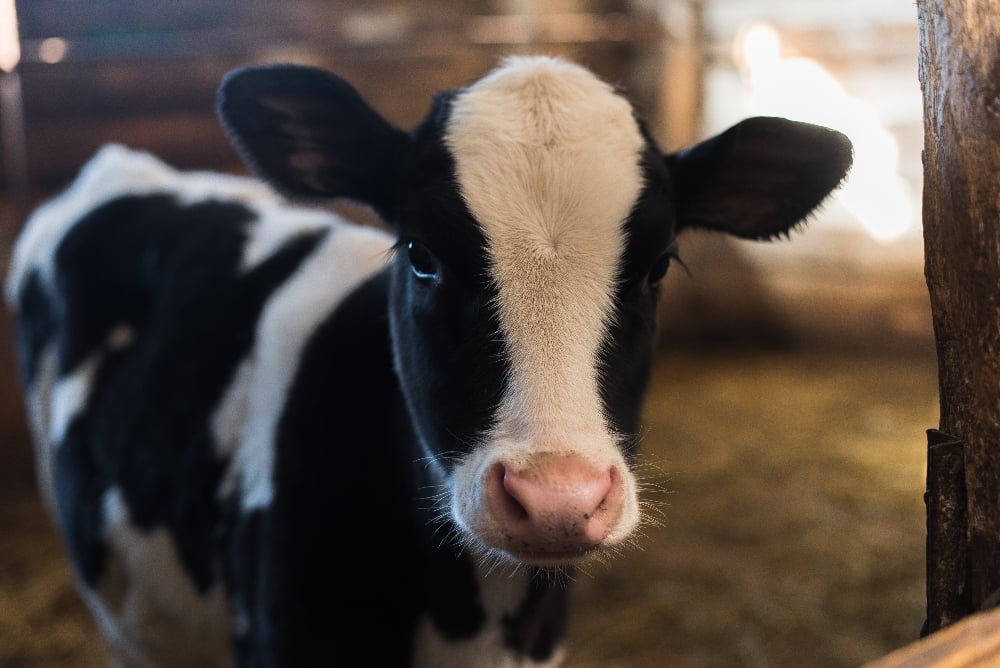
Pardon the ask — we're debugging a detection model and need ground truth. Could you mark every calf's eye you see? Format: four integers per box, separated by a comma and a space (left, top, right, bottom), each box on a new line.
407, 241, 440, 280
647, 241, 681, 286
647, 254, 672, 285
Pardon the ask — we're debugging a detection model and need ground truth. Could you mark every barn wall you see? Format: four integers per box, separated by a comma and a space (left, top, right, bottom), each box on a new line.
657, 0, 929, 355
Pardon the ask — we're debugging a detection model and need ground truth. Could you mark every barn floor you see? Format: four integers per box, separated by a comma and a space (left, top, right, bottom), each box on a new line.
0, 346, 937, 668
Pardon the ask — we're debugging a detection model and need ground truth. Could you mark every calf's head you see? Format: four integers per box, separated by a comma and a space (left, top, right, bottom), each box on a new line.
218, 56, 852, 568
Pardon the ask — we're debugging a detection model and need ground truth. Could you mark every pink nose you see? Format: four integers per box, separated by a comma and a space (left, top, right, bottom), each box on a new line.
487, 453, 623, 561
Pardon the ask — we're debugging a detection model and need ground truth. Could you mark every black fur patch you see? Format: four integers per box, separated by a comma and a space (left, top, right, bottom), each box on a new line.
46, 193, 324, 592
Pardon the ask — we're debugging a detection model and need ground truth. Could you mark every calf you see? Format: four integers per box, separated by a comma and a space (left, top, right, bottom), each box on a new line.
6, 55, 852, 667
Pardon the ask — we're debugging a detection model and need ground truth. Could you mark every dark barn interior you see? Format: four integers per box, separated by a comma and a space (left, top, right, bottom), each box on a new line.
0, 1, 938, 666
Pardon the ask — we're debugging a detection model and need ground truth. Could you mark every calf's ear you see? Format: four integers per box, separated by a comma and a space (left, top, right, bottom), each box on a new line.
217, 64, 408, 219
666, 117, 854, 240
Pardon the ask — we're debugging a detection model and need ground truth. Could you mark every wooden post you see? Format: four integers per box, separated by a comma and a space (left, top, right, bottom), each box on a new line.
917, 0, 1000, 626
655, 0, 704, 152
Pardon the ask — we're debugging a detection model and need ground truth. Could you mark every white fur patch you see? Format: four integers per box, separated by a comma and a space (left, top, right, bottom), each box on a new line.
26, 345, 58, 514
237, 203, 333, 273
5, 143, 284, 308
49, 351, 102, 448
211, 357, 254, 463
83, 486, 231, 668
444, 56, 645, 548
227, 221, 393, 511
35, 322, 139, 534
48, 322, 138, 450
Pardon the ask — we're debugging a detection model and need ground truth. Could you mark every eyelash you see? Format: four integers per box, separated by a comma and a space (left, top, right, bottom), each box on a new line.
647, 241, 681, 285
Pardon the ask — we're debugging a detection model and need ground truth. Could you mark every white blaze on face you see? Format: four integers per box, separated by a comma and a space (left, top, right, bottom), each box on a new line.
445, 56, 645, 454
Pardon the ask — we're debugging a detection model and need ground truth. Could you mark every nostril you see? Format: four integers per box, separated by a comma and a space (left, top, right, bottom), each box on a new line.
499, 465, 530, 518
490, 463, 529, 519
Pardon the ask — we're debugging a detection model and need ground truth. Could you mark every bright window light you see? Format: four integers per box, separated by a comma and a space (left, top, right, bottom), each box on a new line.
0, 0, 20, 72
735, 22, 916, 243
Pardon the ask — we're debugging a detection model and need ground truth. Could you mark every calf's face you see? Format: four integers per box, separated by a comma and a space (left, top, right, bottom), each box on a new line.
218, 56, 852, 567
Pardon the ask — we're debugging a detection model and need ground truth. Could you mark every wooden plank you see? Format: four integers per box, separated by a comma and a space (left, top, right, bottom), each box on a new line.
24, 112, 236, 186
17, 1, 372, 37
19, 60, 243, 121
864, 607, 1000, 667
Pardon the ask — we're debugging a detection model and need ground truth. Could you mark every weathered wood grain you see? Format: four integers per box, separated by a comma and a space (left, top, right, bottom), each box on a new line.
918, 0, 1000, 620
865, 607, 1000, 668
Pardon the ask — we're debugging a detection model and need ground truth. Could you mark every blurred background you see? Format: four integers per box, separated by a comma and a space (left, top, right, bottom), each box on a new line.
0, 1, 935, 666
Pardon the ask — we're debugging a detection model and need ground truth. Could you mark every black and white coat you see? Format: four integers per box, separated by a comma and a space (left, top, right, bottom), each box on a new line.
6, 55, 852, 667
